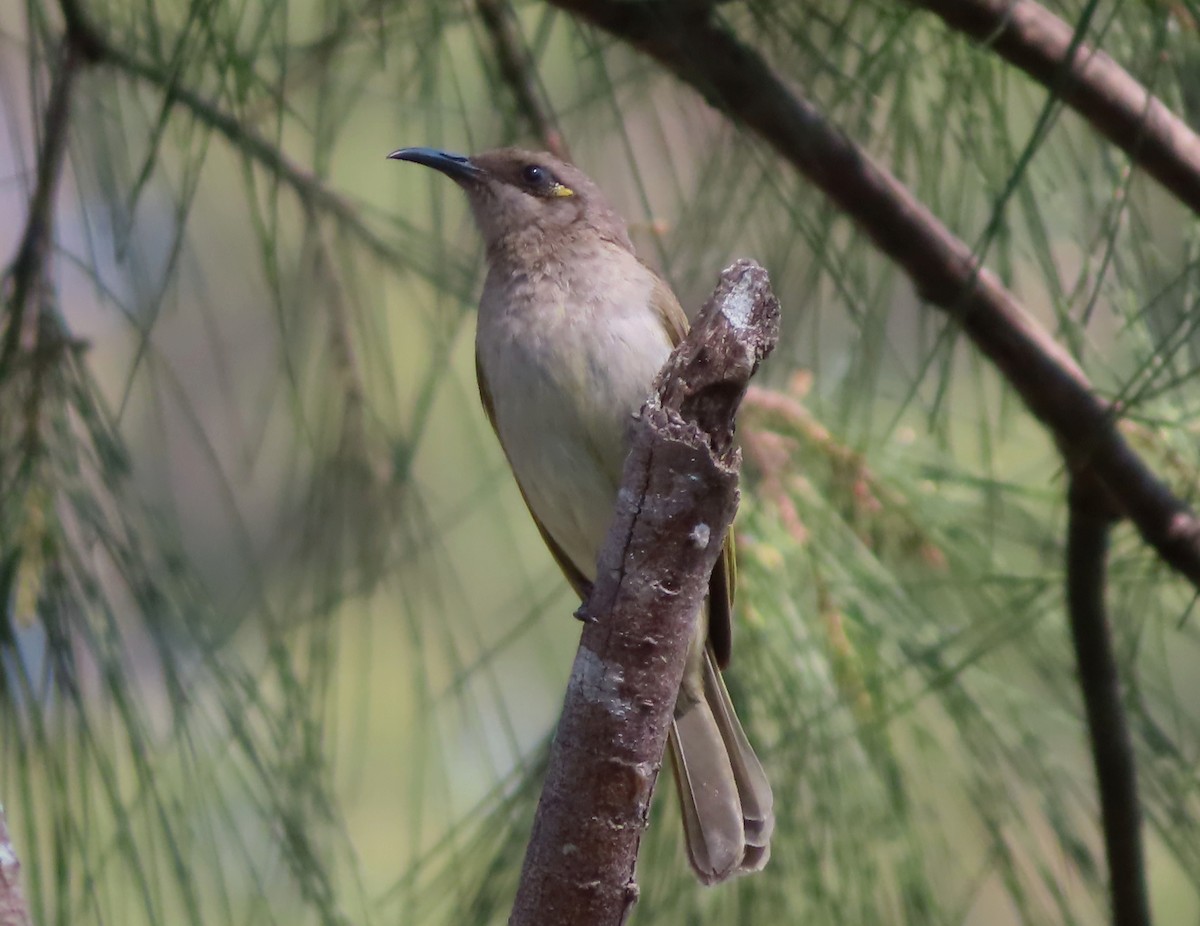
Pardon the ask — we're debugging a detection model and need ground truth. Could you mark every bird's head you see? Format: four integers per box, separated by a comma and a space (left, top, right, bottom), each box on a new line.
387, 146, 631, 257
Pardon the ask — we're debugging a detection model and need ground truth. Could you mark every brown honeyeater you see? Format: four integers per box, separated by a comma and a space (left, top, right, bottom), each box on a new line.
389, 146, 773, 883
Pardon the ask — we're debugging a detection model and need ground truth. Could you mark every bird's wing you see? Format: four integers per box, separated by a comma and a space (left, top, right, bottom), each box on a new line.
475, 352, 593, 599
650, 273, 736, 669
649, 271, 689, 346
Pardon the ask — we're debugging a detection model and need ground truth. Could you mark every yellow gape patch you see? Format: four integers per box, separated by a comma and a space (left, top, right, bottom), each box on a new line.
551, 183, 574, 197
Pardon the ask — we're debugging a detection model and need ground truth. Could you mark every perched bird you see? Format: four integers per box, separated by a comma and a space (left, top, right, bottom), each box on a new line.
388, 146, 773, 883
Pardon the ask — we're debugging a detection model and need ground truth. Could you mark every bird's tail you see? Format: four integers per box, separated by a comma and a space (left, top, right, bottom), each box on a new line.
668, 645, 774, 884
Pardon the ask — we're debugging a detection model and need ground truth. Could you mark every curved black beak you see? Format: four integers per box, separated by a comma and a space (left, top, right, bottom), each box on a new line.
387, 147, 483, 181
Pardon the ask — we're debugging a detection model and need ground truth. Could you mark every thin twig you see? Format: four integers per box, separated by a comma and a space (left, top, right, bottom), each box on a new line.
912, 0, 1200, 216
508, 261, 780, 926
474, 0, 570, 159
2, 26, 94, 517
2, 36, 84, 371
103, 45, 442, 275
742, 384, 948, 567
52, 0, 475, 297
310, 218, 369, 442
545, 0, 1200, 593
1066, 478, 1152, 926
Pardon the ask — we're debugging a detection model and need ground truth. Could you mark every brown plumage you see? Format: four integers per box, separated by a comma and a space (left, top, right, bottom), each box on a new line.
389, 145, 774, 882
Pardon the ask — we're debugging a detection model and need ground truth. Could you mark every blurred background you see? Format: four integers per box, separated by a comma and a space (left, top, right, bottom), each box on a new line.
2, 1, 1200, 923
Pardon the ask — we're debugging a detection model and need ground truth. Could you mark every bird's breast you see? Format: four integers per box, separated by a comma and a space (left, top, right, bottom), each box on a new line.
476, 260, 673, 579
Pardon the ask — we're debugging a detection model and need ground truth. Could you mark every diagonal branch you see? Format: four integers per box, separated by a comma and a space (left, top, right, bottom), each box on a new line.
475, 0, 571, 159
911, 0, 1200, 217
509, 261, 780, 926
544, 0, 1200, 593
1066, 478, 1152, 926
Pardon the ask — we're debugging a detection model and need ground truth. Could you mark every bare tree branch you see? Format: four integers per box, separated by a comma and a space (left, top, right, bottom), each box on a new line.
911, 0, 1200, 216
1066, 478, 1152, 926
508, 260, 780, 926
545, 0, 1200, 593
0, 805, 32, 926
475, 0, 571, 159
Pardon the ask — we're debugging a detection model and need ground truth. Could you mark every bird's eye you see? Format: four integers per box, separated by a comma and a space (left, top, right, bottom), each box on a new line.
521, 164, 549, 186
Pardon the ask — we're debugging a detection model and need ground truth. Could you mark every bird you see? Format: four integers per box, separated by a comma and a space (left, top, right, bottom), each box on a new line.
388, 145, 773, 883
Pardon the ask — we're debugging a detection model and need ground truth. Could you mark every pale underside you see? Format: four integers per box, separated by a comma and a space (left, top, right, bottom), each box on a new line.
475, 246, 672, 580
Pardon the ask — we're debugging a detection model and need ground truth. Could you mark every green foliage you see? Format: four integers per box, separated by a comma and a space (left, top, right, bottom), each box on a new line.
2, 0, 1199, 923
